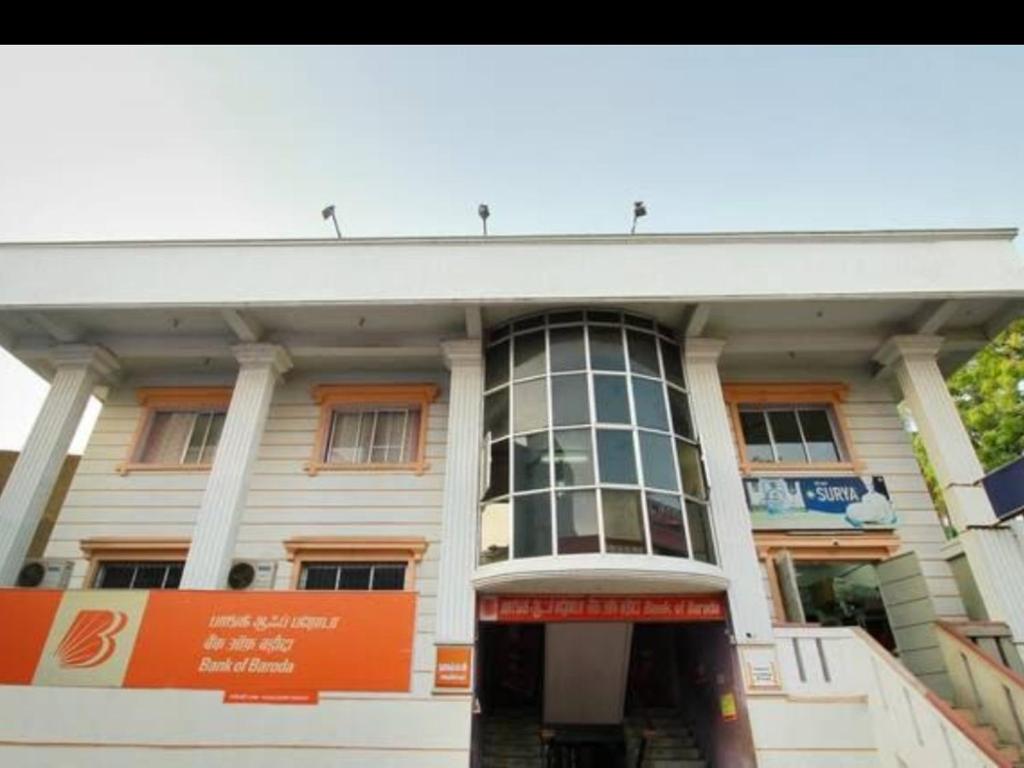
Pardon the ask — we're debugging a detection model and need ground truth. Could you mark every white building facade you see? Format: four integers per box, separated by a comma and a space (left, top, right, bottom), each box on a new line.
0, 229, 1023, 767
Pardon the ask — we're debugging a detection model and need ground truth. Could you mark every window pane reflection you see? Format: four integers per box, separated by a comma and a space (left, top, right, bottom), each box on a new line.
552, 374, 590, 427
633, 377, 669, 431
480, 502, 509, 564
647, 493, 687, 557
595, 375, 630, 424
553, 429, 594, 487
601, 490, 646, 553
550, 326, 587, 372
513, 379, 548, 433
686, 500, 715, 564
514, 493, 552, 558
597, 430, 637, 485
513, 432, 549, 492
513, 331, 546, 379
556, 490, 600, 554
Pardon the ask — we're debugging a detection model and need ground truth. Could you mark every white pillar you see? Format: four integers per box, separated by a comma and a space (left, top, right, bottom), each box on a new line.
434, 339, 484, 647
180, 344, 292, 589
0, 345, 119, 585
685, 339, 774, 643
876, 334, 1024, 646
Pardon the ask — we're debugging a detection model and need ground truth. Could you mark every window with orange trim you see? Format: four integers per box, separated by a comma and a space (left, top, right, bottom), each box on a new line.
81, 538, 190, 589
284, 537, 428, 591
307, 384, 439, 475
722, 383, 859, 475
119, 388, 233, 474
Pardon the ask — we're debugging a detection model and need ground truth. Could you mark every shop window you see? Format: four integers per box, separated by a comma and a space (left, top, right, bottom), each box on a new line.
723, 383, 859, 474
284, 537, 428, 590
81, 538, 190, 588
308, 384, 439, 475
119, 388, 233, 473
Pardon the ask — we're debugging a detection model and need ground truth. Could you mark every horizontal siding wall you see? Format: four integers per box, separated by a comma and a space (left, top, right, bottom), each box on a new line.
720, 364, 966, 622
45, 367, 451, 701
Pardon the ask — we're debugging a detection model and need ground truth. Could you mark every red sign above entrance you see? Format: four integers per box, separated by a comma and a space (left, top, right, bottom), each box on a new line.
478, 594, 725, 623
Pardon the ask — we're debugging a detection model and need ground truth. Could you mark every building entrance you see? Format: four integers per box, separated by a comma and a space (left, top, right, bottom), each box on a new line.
474, 599, 756, 768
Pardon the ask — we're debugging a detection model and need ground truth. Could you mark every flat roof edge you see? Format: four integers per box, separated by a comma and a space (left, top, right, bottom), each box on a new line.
0, 227, 1017, 249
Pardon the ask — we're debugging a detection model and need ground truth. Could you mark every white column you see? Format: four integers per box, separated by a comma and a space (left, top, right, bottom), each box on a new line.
435, 339, 484, 647
876, 334, 1024, 646
685, 339, 774, 643
0, 345, 119, 585
180, 344, 292, 589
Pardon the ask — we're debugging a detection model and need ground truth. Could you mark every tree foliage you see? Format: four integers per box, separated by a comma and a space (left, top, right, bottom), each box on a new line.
947, 318, 1024, 473
908, 318, 1024, 529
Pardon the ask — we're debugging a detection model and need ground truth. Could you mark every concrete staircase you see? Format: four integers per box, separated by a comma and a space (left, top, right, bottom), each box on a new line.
625, 709, 708, 768
949, 704, 1024, 767
480, 711, 543, 768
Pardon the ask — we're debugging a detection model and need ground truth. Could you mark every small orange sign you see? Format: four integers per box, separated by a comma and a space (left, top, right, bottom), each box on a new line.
434, 645, 472, 690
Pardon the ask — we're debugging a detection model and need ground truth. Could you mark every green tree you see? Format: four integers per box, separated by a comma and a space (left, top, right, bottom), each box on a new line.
908, 318, 1024, 532
948, 318, 1024, 472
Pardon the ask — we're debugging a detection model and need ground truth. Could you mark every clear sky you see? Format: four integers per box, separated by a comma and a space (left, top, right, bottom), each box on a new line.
1, 45, 1023, 452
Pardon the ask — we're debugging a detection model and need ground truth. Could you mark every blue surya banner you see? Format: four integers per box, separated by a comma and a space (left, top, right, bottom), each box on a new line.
744, 475, 898, 530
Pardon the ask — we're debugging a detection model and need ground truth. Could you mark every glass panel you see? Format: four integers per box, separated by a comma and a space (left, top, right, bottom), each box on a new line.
647, 493, 687, 557
480, 501, 510, 564
164, 564, 183, 589
302, 565, 339, 590
633, 377, 669, 431
199, 412, 225, 464
328, 410, 359, 463
483, 439, 510, 500
513, 432, 550, 492
514, 493, 553, 559
140, 411, 194, 464
739, 411, 774, 462
667, 387, 693, 439
515, 315, 545, 331
485, 340, 510, 390
588, 310, 621, 323
97, 563, 134, 589
552, 429, 594, 487
677, 440, 706, 499
485, 389, 509, 439
686, 500, 716, 564
556, 490, 600, 554
625, 314, 655, 330
661, 339, 685, 387
513, 378, 548, 433
588, 326, 626, 371
597, 430, 638, 485
133, 564, 169, 589
601, 490, 646, 553
552, 374, 590, 426
489, 324, 509, 342
639, 432, 679, 491
549, 310, 584, 324
513, 331, 546, 379
594, 375, 630, 424
372, 564, 406, 590
799, 409, 841, 462
182, 412, 210, 464
768, 410, 807, 462
549, 326, 587, 372
370, 411, 410, 463
627, 330, 660, 377
338, 565, 372, 590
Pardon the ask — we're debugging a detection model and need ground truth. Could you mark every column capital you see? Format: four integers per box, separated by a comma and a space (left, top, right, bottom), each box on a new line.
50, 344, 120, 381
231, 343, 293, 376
683, 337, 726, 364
441, 338, 482, 370
874, 334, 943, 368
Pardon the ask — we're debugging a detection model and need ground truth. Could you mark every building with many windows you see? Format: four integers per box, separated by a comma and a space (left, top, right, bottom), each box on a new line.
1, 229, 1024, 766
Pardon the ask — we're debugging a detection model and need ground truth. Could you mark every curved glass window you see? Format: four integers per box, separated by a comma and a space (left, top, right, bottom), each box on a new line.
479, 309, 716, 565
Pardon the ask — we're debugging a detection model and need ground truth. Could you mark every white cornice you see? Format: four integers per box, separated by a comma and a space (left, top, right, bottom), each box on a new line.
0, 227, 1016, 249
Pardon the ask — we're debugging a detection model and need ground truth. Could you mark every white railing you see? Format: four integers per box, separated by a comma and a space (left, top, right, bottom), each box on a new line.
773, 625, 1011, 767
937, 621, 1024, 753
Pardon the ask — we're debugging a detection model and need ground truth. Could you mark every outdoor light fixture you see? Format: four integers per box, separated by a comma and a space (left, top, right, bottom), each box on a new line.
631, 201, 647, 235
321, 205, 341, 239
478, 203, 490, 236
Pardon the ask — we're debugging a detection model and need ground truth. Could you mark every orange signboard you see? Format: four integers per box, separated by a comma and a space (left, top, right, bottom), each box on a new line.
478, 594, 726, 623
0, 589, 416, 696
434, 645, 472, 690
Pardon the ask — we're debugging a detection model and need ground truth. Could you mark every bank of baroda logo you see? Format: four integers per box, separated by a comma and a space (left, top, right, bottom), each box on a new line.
34, 592, 148, 687
55, 609, 128, 668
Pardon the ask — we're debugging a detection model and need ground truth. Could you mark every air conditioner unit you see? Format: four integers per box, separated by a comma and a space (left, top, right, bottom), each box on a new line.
227, 560, 277, 591
17, 559, 74, 589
